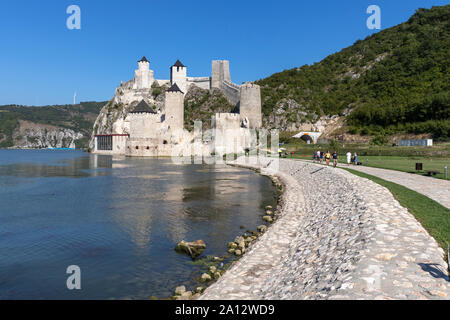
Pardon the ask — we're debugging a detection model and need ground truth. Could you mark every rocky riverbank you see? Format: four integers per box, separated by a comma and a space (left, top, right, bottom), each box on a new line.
200, 157, 450, 300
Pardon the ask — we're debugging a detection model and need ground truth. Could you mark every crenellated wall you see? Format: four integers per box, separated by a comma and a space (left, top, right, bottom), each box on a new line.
220, 80, 241, 106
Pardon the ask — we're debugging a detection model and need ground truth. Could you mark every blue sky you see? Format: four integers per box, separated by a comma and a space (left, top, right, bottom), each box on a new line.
0, 0, 447, 106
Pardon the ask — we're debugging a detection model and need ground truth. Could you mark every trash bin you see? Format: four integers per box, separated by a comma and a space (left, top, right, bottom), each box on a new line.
416, 163, 423, 171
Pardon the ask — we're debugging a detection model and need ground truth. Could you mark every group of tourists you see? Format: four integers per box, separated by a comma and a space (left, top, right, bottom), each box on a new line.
313, 150, 359, 167
346, 151, 358, 166
313, 150, 339, 167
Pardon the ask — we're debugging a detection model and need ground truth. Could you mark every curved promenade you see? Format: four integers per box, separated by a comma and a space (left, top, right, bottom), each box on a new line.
335, 163, 450, 210
200, 158, 450, 300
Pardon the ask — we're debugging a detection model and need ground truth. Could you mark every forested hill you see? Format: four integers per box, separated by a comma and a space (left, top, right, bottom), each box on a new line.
256, 5, 449, 139
0, 101, 107, 148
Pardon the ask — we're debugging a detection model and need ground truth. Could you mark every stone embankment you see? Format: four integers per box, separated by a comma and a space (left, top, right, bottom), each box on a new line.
200, 158, 450, 300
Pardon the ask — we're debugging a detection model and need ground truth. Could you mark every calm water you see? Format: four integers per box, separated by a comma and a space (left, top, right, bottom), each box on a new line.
0, 150, 277, 299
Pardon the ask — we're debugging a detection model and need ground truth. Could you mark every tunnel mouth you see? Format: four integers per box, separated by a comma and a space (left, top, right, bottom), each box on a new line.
300, 134, 313, 144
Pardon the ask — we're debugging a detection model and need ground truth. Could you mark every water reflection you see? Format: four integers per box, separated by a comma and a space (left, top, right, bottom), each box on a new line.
0, 150, 277, 299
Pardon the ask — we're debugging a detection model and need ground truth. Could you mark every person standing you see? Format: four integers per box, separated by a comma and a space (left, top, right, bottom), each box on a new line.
354, 152, 358, 165
346, 151, 351, 166
325, 150, 331, 166
332, 151, 338, 168
320, 151, 324, 164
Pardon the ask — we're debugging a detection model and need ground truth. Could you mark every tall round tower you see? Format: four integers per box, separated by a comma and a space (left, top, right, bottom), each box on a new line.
239, 83, 262, 129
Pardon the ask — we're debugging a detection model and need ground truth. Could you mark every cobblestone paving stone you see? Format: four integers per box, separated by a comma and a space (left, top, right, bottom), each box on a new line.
200, 158, 450, 300
335, 163, 450, 210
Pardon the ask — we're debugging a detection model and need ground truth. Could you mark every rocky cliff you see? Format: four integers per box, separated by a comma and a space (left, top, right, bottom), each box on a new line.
0, 101, 106, 149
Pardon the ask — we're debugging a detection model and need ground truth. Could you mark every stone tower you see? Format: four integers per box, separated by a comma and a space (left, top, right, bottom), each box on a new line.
164, 83, 184, 130
170, 60, 187, 93
134, 56, 154, 89
211, 60, 231, 88
239, 83, 262, 129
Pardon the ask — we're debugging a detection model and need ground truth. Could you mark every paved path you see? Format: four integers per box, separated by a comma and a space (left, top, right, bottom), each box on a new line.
200, 157, 450, 300
335, 163, 450, 210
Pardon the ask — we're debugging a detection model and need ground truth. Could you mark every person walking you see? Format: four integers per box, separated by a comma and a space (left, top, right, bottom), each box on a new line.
325, 150, 331, 166
353, 152, 358, 165
332, 151, 338, 168
346, 151, 351, 166
319, 151, 324, 164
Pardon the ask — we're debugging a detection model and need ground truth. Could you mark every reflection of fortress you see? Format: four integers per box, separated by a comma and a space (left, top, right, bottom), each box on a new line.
93, 57, 262, 157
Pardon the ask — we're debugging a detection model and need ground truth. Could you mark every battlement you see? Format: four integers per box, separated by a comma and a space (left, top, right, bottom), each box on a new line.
214, 113, 240, 119
127, 112, 161, 122
240, 82, 260, 89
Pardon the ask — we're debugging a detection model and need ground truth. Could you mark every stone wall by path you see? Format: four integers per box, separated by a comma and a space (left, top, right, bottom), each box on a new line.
200, 158, 450, 300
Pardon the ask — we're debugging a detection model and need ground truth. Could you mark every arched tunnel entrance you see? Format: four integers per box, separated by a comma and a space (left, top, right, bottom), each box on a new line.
300, 134, 313, 144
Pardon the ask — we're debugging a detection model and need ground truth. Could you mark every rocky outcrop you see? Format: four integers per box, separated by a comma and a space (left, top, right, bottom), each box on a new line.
10, 120, 83, 149
175, 240, 207, 259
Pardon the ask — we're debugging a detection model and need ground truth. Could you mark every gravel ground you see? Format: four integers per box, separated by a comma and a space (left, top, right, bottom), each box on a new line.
200, 157, 450, 300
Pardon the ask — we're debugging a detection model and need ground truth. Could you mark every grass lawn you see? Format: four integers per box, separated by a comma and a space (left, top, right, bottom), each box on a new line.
280, 146, 450, 180
343, 168, 450, 262
352, 156, 450, 180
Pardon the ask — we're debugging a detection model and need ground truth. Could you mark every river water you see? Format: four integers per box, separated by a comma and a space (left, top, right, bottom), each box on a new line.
0, 150, 277, 299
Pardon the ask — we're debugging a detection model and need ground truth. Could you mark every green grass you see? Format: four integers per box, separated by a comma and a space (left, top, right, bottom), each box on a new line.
282, 141, 450, 158
280, 141, 450, 180
353, 156, 450, 180
292, 155, 450, 180
343, 168, 450, 255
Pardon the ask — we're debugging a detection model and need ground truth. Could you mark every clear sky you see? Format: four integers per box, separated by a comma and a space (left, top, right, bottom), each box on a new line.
0, 0, 447, 106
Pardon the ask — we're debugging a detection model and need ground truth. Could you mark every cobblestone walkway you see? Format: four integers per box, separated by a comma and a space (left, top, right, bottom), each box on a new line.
335, 163, 450, 210
200, 158, 450, 300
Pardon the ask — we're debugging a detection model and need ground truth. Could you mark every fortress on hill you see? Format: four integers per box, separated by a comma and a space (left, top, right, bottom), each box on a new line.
92, 57, 262, 157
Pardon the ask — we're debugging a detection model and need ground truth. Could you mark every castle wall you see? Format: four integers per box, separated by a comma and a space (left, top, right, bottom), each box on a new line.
212, 113, 253, 155
155, 79, 171, 86
239, 83, 262, 129
220, 80, 241, 106
128, 113, 162, 139
186, 77, 211, 90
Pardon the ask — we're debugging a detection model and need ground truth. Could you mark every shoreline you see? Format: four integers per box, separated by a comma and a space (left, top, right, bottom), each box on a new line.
200, 157, 450, 300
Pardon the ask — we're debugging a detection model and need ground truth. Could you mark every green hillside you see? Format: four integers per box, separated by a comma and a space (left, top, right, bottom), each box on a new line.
256, 5, 450, 140
0, 101, 107, 148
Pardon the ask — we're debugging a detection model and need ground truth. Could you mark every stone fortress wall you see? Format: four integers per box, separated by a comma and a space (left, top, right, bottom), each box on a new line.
218, 80, 241, 106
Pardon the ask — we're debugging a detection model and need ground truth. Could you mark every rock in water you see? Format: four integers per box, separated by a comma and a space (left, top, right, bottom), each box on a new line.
175, 240, 206, 258
174, 286, 186, 296
257, 225, 267, 232
201, 273, 212, 282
